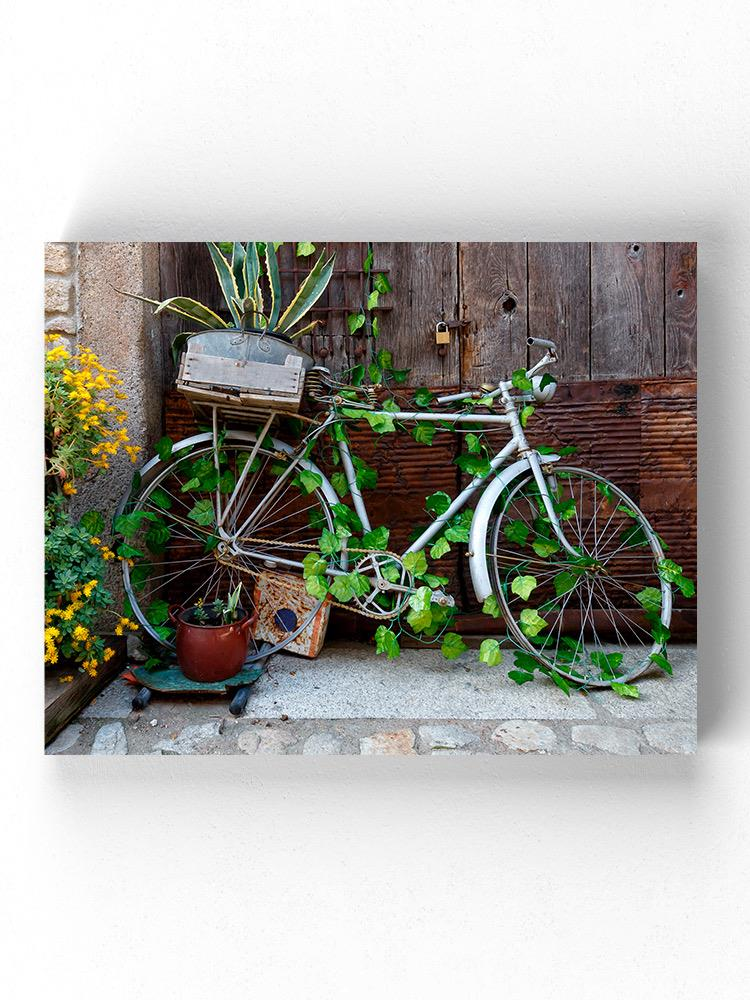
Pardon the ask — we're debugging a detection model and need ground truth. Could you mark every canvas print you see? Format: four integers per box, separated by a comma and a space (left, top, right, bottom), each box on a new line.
44, 242, 697, 755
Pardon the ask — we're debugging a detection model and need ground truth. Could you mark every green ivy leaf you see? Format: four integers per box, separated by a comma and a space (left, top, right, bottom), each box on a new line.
532, 537, 560, 558
347, 311, 366, 334
519, 608, 547, 637
407, 607, 433, 632
296, 241, 316, 257
363, 247, 374, 274
402, 550, 428, 577
611, 682, 640, 699
374, 272, 392, 294
80, 510, 105, 536
302, 551, 327, 578
349, 364, 365, 387
361, 526, 390, 550
299, 469, 324, 494
520, 404, 535, 428
430, 536, 451, 559
482, 594, 502, 618
426, 491, 451, 516
390, 368, 410, 384
319, 529, 341, 555
503, 520, 530, 546
511, 369, 533, 391
590, 650, 624, 679
181, 477, 202, 493
145, 520, 170, 554
331, 472, 348, 497
455, 453, 491, 477
548, 671, 571, 696
156, 436, 173, 462
305, 575, 329, 600
414, 387, 434, 407
187, 499, 215, 526
367, 289, 380, 310
114, 510, 156, 537
511, 575, 537, 601
553, 570, 579, 598
374, 625, 400, 659
465, 433, 482, 453
413, 424, 436, 445
408, 586, 433, 612
635, 586, 662, 615
441, 632, 467, 660
508, 669, 535, 685
145, 599, 170, 626
649, 651, 672, 675
479, 638, 502, 666
149, 488, 172, 511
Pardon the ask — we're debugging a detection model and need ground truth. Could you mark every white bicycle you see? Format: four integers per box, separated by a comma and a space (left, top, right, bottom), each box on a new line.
118, 335, 672, 688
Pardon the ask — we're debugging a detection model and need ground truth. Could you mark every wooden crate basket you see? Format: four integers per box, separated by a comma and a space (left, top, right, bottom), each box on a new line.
176, 345, 306, 424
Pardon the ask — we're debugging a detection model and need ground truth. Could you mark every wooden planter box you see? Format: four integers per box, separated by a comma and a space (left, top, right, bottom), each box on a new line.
44, 636, 127, 746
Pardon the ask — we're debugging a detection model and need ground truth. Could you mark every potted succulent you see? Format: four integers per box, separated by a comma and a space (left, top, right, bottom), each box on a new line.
171, 584, 256, 683
122, 241, 336, 364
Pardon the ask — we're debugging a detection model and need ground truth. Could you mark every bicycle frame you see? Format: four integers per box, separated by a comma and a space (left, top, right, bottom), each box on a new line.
219, 346, 580, 598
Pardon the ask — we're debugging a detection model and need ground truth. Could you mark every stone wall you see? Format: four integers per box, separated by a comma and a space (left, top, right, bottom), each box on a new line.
44, 242, 79, 343
45, 242, 166, 606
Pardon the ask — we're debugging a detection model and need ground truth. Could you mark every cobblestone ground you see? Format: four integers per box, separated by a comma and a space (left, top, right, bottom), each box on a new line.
46, 643, 697, 756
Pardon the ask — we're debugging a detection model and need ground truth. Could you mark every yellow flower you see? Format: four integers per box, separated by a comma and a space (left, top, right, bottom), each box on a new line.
59, 674, 73, 684
89, 537, 101, 546
103, 647, 115, 662
46, 346, 70, 362
72, 625, 90, 642
83, 579, 98, 597
62, 482, 77, 496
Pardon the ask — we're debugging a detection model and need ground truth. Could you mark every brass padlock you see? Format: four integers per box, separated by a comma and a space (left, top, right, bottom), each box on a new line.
435, 321, 450, 345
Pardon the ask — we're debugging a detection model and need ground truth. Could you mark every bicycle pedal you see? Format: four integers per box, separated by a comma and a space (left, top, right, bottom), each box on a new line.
431, 590, 455, 608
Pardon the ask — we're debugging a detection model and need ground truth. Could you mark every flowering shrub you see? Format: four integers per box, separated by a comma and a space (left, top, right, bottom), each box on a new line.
44, 338, 140, 677
44, 337, 140, 493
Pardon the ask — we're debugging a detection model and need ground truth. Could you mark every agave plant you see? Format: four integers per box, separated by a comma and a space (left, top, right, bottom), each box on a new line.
122, 242, 336, 362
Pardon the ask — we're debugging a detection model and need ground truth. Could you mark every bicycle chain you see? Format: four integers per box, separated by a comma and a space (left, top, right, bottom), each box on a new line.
215, 536, 411, 620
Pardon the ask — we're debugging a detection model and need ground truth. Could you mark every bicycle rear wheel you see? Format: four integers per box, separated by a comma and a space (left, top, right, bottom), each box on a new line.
489, 467, 672, 687
119, 431, 340, 661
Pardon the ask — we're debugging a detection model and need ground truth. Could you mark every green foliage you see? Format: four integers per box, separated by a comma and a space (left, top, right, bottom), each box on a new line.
504, 520, 530, 546
519, 608, 547, 637
511, 575, 537, 601
479, 638, 503, 666
611, 682, 640, 699
441, 632, 467, 659
374, 625, 400, 659
511, 369, 533, 391
361, 526, 390, 550
482, 594, 502, 618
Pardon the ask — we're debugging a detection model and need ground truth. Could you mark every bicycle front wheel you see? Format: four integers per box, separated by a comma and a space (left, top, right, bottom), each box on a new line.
489, 467, 672, 687
119, 431, 339, 661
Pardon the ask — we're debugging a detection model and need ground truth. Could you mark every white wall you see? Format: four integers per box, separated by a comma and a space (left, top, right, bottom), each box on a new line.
3, 1, 749, 997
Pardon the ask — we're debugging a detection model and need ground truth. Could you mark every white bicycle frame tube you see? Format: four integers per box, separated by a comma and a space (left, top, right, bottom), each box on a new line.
217, 348, 578, 594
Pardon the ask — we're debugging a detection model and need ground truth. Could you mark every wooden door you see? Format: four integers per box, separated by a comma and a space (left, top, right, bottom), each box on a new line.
159, 242, 697, 637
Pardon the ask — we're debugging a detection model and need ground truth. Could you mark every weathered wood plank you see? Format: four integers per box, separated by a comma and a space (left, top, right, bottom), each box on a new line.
374, 242, 459, 386
665, 242, 697, 375
45, 638, 127, 745
159, 242, 228, 381
527, 243, 590, 380
591, 242, 664, 378
458, 242, 527, 387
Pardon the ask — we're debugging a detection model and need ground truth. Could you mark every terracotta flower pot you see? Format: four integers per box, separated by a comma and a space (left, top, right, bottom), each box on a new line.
171, 605, 257, 683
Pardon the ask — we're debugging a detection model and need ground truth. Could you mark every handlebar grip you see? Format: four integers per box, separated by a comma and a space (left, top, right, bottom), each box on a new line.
527, 337, 557, 351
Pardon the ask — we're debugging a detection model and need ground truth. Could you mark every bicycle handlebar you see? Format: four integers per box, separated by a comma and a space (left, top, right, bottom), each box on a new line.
527, 336, 558, 354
